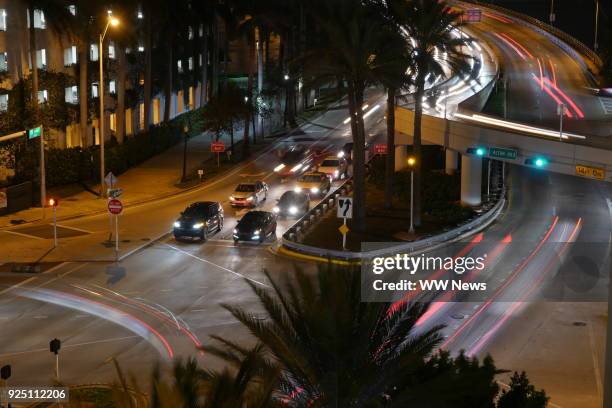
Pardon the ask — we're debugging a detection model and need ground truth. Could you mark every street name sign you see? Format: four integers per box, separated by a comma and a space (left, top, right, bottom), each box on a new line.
489, 147, 518, 160
28, 126, 42, 139
575, 164, 605, 180
337, 196, 353, 219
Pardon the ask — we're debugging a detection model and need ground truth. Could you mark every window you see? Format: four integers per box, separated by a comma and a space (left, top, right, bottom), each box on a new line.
0, 52, 7, 73
137, 9, 143, 19
138, 45, 144, 52
108, 42, 115, 59
177, 90, 184, 112
37, 90, 48, 104
28, 9, 46, 29
110, 113, 116, 131
188, 26, 193, 40
0, 94, 8, 112
188, 86, 194, 109
68, 5, 76, 16
139, 103, 144, 130
109, 80, 116, 94
199, 24, 204, 37
188, 57, 193, 71
36, 48, 46, 69
177, 60, 183, 73
0, 10, 7, 31
64, 86, 78, 104
90, 44, 98, 61
199, 54, 203, 66
64, 46, 77, 66
92, 82, 99, 98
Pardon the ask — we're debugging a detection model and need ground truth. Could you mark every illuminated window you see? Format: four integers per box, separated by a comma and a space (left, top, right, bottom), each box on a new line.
188, 26, 193, 40
37, 90, 48, 104
0, 94, 8, 111
0, 52, 7, 72
177, 60, 183, 73
92, 82, 99, 98
65, 86, 78, 104
188, 57, 193, 71
90, 44, 99, 61
64, 46, 77, 66
0, 10, 7, 31
108, 43, 115, 59
109, 80, 116, 94
27, 9, 46, 29
68, 5, 76, 16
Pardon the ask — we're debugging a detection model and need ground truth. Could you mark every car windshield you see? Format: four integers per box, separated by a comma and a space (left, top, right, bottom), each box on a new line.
183, 205, 207, 217
321, 160, 339, 167
299, 175, 323, 183
281, 148, 305, 164
235, 184, 256, 192
240, 212, 264, 226
280, 192, 300, 204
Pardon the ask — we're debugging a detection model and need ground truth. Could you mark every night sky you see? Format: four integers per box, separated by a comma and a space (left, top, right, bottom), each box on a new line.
489, 0, 608, 49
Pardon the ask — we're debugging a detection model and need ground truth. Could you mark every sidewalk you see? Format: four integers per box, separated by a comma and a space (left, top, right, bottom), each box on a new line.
0, 128, 250, 229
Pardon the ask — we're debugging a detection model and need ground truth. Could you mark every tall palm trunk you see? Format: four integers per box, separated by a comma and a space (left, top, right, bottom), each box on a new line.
28, 6, 39, 117
143, 10, 152, 131
384, 87, 396, 209
78, 43, 89, 146
200, 28, 209, 105
348, 82, 367, 228
164, 37, 173, 122
243, 30, 256, 158
256, 27, 264, 140
412, 71, 425, 227
116, 44, 126, 143
211, 17, 220, 97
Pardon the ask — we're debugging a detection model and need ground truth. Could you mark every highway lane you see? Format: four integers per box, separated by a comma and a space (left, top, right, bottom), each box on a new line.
465, 8, 611, 139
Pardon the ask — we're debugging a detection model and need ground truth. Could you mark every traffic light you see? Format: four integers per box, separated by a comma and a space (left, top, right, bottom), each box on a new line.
0, 364, 10, 380
50, 338, 61, 354
466, 147, 486, 157
48, 198, 58, 207
525, 157, 548, 168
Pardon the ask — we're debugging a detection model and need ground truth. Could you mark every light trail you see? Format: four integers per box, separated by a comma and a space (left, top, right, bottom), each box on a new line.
493, 33, 526, 60
499, 33, 534, 59
532, 74, 574, 118
542, 77, 585, 119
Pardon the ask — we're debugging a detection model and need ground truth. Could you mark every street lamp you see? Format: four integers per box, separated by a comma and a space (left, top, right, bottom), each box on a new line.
407, 156, 416, 234
99, 16, 120, 197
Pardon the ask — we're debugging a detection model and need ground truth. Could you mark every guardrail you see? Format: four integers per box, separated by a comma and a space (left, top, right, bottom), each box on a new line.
454, 1, 602, 71
281, 186, 506, 261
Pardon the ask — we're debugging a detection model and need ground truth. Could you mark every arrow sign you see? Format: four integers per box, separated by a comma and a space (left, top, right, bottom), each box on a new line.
337, 196, 353, 219
105, 172, 118, 188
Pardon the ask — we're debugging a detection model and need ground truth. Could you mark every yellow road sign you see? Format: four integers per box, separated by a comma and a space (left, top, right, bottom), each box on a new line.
575, 165, 605, 180
338, 224, 349, 235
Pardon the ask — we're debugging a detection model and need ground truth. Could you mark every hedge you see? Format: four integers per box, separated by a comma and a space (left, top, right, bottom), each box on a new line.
44, 108, 202, 187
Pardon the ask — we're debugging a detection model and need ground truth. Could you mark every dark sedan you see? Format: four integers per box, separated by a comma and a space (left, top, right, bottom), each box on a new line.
233, 211, 277, 244
273, 191, 310, 218
173, 202, 224, 241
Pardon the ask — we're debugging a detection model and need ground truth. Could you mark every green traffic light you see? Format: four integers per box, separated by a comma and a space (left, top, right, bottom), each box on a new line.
476, 148, 485, 156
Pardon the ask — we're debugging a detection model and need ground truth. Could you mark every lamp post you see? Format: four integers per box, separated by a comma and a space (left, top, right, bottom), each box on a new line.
594, 0, 600, 51
408, 156, 416, 234
99, 16, 120, 197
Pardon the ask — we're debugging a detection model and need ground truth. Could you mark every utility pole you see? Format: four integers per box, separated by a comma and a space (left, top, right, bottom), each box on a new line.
594, 0, 600, 51
39, 126, 46, 219
549, 0, 556, 25
557, 103, 565, 141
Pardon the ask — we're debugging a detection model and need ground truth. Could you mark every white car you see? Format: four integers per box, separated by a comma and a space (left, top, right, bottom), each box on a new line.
317, 156, 348, 180
230, 181, 268, 207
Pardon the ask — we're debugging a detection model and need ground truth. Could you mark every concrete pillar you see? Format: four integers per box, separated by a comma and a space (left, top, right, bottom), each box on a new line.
445, 149, 458, 175
395, 145, 408, 172
461, 154, 482, 206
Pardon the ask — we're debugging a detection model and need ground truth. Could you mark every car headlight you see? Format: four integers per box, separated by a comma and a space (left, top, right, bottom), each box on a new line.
294, 187, 302, 192
233, 228, 238, 234
193, 223, 204, 229
229, 195, 235, 200
247, 196, 254, 201
289, 206, 298, 215
274, 163, 286, 172
311, 187, 319, 193
253, 229, 261, 236
337, 151, 345, 158
334, 170, 339, 177
273, 206, 280, 213
173, 221, 181, 228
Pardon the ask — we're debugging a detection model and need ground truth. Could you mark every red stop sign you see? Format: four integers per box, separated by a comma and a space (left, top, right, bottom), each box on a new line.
108, 199, 123, 215
211, 142, 225, 153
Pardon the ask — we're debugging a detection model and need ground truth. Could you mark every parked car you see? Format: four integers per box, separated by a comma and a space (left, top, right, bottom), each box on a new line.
273, 191, 310, 218
294, 172, 331, 196
173, 201, 224, 241
317, 156, 348, 180
233, 211, 277, 244
229, 181, 268, 207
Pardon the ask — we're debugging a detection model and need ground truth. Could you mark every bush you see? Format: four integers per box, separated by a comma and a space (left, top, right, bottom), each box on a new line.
41, 108, 203, 186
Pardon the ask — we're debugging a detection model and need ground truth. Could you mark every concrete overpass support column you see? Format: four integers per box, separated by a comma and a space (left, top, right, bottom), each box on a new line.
461, 154, 482, 206
445, 149, 458, 175
395, 145, 407, 172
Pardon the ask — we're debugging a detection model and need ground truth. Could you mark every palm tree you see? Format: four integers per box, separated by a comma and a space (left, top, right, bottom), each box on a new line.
222, 265, 444, 405
403, 0, 472, 226
301, 0, 386, 228
368, 0, 415, 209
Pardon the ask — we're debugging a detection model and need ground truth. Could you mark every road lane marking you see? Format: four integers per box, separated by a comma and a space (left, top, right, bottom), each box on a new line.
1, 229, 47, 241
164, 243, 269, 287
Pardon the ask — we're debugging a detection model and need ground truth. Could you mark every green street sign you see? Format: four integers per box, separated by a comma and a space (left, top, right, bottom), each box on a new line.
28, 126, 42, 139
489, 147, 517, 160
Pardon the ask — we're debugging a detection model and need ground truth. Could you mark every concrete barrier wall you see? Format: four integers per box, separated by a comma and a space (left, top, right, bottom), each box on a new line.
395, 107, 612, 182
